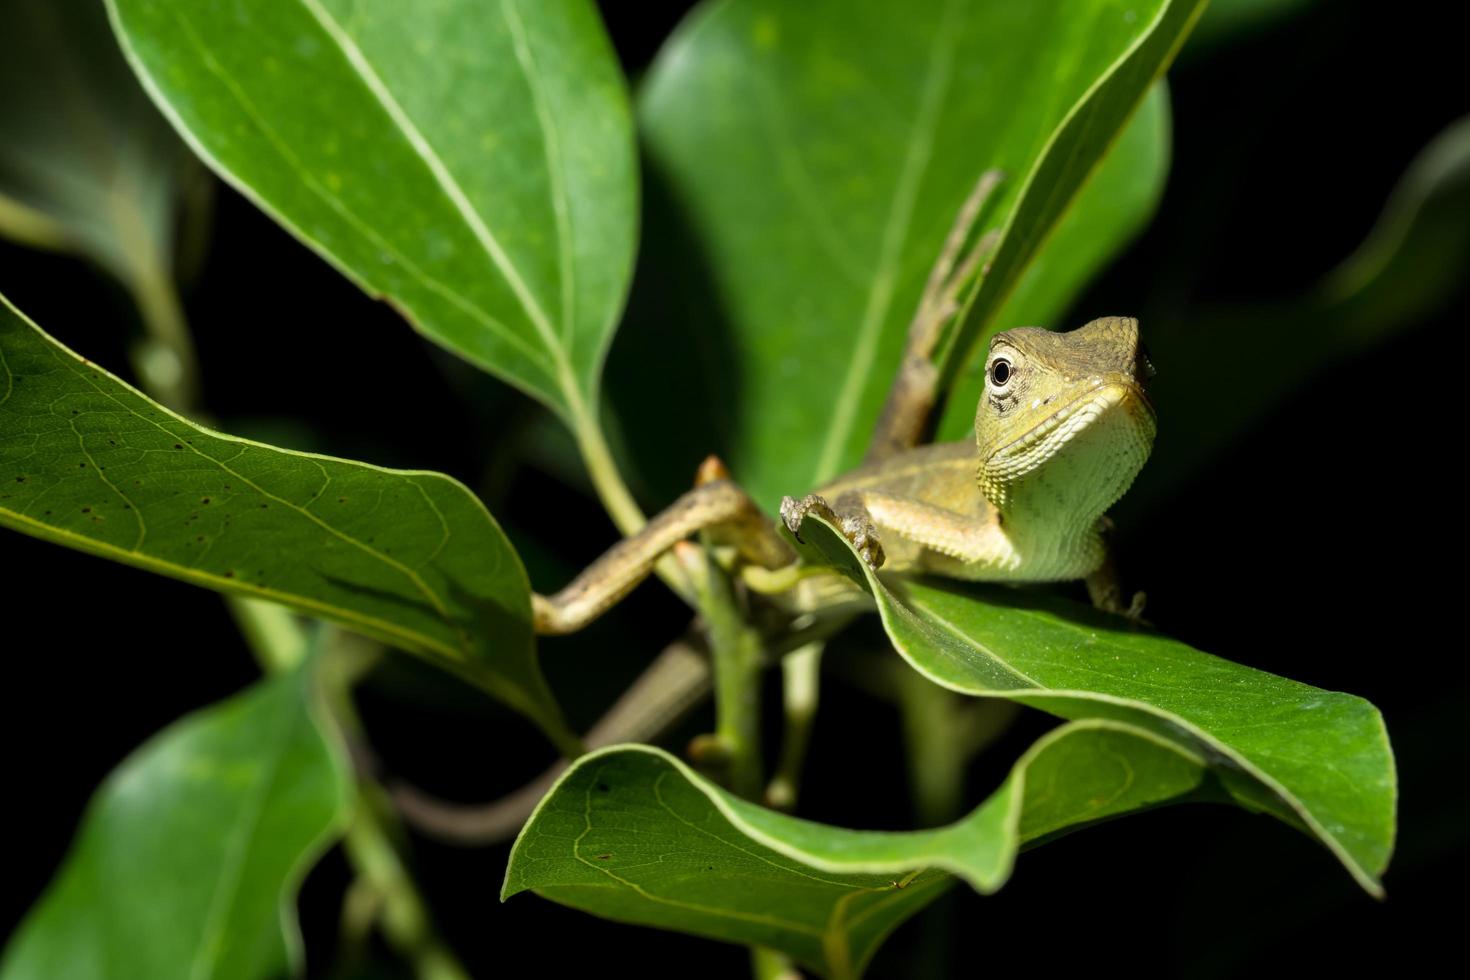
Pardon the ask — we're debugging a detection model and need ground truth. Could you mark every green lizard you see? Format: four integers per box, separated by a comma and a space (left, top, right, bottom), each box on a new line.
531, 313, 1155, 635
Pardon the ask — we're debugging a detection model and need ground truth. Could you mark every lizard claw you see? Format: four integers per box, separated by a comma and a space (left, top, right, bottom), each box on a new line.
779, 494, 885, 570
839, 512, 886, 569
1124, 590, 1149, 625
780, 493, 831, 542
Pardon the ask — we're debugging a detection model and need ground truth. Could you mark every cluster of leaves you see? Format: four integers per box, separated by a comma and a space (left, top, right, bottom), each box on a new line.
3, 0, 1443, 976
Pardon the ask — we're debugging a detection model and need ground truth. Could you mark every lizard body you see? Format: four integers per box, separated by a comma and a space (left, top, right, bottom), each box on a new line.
533, 315, 1155, 634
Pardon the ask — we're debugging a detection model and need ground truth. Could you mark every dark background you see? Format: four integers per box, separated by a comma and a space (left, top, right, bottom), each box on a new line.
2, 1, 1464, 976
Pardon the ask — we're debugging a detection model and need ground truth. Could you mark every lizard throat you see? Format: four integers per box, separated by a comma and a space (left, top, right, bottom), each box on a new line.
979, 382, 1155, 568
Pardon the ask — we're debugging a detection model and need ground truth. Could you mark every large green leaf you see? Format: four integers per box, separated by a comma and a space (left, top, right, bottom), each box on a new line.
0, 293, 575, 751
505, 722, 1204, 978
0, 0, 188, 288
0, 666, 351, 980
785, 514, 1396, 896
104, 0, 635, 427
636, 0, 1203, 508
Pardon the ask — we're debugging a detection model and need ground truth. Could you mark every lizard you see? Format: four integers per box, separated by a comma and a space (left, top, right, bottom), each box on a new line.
530, 312, 1156, 635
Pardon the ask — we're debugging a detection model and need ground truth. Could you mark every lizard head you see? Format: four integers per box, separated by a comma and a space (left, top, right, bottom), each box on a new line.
974, 316, 1156, 525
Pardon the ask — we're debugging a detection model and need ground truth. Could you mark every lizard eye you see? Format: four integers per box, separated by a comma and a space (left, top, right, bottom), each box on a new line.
989, 358, 1012, 387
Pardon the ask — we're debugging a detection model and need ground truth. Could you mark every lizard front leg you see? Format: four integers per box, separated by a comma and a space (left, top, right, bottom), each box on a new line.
534, 477, 791, 635
1083, 522, 1148, 622
855, 490, 1014, 573
780, 491, 886, 569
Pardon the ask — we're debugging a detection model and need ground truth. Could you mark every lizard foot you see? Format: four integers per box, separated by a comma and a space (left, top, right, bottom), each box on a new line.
780, 493, 886, 569
1125, 590, 1148, 625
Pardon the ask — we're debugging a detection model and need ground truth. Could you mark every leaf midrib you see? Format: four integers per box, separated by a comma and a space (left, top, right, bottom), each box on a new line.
187, 692, 298, 980
295, 0, 565, 361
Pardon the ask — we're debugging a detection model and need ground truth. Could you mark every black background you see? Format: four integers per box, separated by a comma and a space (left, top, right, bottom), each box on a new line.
2, 1, 1465, 977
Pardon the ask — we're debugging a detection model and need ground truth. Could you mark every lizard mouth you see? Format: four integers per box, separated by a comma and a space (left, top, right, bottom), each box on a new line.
993, 380, 1155, 462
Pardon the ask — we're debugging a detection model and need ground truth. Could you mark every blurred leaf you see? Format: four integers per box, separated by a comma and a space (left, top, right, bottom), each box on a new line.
936, 83, 1172, 440
0, 293, 576, 751
0, 0, 189, 289
1319, 114, 1470, 334
1184, 0, 1317, 56
1140, 114, 1470, 498
0, 0, 201, 408
505, 722, 1203, 977
635, 0, 1203, 509
105, 0, 635, 428
785, 513, 1396, 896
0, 665, 350, 980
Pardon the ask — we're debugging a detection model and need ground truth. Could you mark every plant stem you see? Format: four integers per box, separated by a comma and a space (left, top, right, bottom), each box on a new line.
751, 946, 800, 980
697, 550, 765, 801
569, 396, 645, 538
316, 635, 472, 980
765, 642, 824, 810
129, 262, 201, 414
894, 666, 968, 827
569, 395, 701, 606
342, 790, 470, 980
228, 596, 311, 674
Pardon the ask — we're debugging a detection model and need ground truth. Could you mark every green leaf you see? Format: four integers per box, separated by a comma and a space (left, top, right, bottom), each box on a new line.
104, 0, 636, 426
637, 0, 1203, 508
0, 666, 351, 980
0, 0, 189, 288
505, 722, 1204, 978
936, 82, 1172, 440
0, 293, 575, 752
785, 514, 1396, 896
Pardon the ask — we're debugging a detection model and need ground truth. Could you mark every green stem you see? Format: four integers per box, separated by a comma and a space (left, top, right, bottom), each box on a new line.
894, 667, 968, 827
317, 637, 471, 980
342, 790, 470, 980
227, 596, 311, 674
765, 642, 823, 810
568, 395, 701, 606
569, 397, 644, 538
697, 551, 765, 801
751, 946, 800, 980
129, 262, 201, 414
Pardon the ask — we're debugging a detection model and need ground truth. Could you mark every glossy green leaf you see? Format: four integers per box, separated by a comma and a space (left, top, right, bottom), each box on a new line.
0, 666, 351, 980
505, 722, 1204, 978
935, 83, 1172, 441
637, 0, 1203, 508
785, 514, 1396, 896
0, 0, 189, 288
105, 0, 635, 427
0, 293, 576, 751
